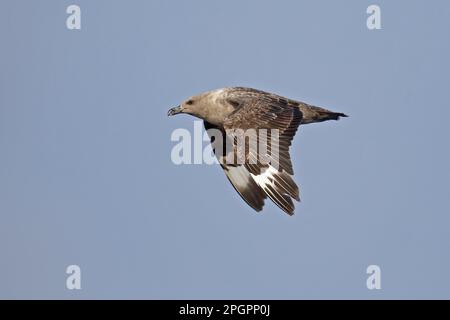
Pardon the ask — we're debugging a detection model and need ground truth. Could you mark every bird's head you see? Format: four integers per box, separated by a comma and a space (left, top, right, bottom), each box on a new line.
168, 90, 224, 120
167, 95, 199, 117
168, 89, 234, 126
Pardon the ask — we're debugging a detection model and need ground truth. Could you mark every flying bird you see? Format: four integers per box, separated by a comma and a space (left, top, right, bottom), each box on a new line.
168, 87, 347, 215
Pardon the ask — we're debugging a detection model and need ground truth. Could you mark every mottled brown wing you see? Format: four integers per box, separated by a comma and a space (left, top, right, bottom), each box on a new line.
222, 91, 303, 215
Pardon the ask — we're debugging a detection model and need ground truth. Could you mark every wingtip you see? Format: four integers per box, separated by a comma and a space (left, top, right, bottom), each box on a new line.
254, 206, 264, 213
285, 209, 295, 216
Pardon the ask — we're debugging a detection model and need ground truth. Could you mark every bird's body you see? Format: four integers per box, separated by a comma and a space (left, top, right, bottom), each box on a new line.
168, 87, 347, 215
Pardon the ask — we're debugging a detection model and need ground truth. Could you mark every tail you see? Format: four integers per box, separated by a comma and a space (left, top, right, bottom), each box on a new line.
298, 103, 348, 125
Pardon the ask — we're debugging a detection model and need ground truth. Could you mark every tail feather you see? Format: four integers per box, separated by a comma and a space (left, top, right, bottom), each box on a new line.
328, 112, 348, 121
298, 103, 348, 124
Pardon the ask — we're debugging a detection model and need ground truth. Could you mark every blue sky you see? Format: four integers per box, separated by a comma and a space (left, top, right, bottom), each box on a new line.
1, 0, 450, 299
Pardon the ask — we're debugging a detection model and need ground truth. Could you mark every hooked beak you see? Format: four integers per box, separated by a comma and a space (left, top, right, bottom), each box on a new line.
167, 105, 183, 116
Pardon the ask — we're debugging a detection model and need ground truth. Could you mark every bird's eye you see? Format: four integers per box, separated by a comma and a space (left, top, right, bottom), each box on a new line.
186, 100, 194, 105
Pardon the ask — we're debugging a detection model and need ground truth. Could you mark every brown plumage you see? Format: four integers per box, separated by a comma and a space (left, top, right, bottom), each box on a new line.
168, 87, 347, 215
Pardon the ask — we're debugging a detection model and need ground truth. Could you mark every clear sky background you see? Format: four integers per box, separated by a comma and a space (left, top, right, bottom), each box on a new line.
1, 0, 449, 299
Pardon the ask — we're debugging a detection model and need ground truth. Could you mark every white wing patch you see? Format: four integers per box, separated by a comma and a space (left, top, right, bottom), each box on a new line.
250, 165, 299, 215
250, 165, 278, 190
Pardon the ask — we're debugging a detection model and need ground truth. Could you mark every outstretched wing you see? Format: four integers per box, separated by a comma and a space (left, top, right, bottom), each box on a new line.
222, 89, 303, 215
